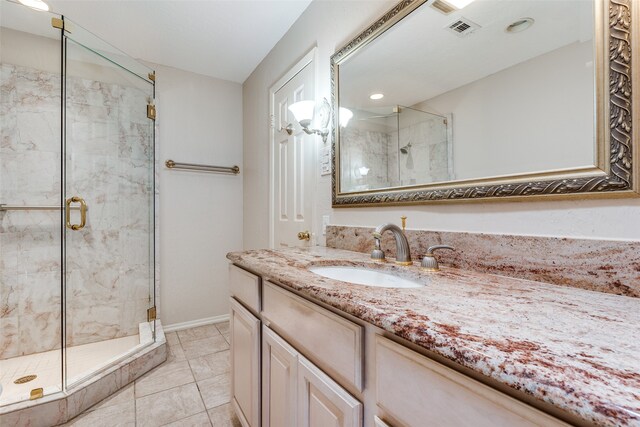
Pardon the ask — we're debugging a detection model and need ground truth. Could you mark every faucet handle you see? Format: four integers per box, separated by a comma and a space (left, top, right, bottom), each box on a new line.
421, 245, 455, 271
426, 245, 454, 255
371, 236, 386, 262
401, 216, 407, 232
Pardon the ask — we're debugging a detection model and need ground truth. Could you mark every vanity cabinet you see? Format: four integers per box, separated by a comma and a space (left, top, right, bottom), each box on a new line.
297, 355, 363, 427
229, 264, 569, 427
230, 297, 261, 427
229, 265, 261, 314
261, 281, 363, 392
374, 336, 569, 427
262, 325, 363, 427
230, 264, 363, 427
262, 325, 297, 427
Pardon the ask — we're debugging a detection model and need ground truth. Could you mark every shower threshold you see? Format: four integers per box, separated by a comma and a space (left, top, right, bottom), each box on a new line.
0, 322, 154, 407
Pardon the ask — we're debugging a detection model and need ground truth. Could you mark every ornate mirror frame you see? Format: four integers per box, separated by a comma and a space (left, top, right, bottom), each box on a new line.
331, 0, 638, 206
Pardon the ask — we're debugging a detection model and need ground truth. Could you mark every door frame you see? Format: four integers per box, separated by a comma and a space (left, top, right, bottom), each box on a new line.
268, 47, 317, 249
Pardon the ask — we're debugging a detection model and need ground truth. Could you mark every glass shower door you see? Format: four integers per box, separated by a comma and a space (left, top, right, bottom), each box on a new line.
62, 19, 155, 388
0, 0, 63, 406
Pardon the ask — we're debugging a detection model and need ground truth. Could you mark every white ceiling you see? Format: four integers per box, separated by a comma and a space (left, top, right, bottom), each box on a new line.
43, 0, 312, 83
339, 0, 594, 111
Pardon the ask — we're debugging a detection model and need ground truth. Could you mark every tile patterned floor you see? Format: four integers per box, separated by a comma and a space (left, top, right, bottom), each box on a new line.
62, 322, 240, 427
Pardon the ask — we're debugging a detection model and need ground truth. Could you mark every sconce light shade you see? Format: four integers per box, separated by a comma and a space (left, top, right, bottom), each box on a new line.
358, 166, 370, 176
339, 108, 353, 127
18, 0, 49, 11
287, 98, 332, 143
288, 101, 315, 127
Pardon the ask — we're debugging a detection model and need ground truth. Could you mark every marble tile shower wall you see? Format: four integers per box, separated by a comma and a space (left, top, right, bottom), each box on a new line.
394, 116, 450, 186
340, 127, 390, 191
0, 63, 152, 359
0, 64, 62, 359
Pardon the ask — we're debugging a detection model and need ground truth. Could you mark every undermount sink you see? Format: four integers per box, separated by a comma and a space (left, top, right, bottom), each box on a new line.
308, 266, 423, 288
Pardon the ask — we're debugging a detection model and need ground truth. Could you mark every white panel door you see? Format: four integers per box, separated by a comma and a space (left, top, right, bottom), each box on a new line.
272, 62, 315, 248
230, 298, 261, 427
297, 356, 362, 427
262, 326, 298, 427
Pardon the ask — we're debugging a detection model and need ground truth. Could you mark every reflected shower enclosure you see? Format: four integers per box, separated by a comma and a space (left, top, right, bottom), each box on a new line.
340, 105, 453, 192
0, 0, 156, 407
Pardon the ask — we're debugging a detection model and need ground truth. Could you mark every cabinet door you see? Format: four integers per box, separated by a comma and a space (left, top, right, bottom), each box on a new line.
373, 416, 392, 427
262, 326, 298, 427
230, 297, 261, 427
297, 356, 362, 427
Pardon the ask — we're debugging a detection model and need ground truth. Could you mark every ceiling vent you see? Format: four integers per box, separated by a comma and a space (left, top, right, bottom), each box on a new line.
445, 17, 480, 37
430, 0, 456, 15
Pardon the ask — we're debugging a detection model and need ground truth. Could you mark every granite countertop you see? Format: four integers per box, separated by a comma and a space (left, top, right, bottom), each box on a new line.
227, 247, 640, 427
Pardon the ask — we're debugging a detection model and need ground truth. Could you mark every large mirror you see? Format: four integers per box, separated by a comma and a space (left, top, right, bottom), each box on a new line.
331, 0, 638, 205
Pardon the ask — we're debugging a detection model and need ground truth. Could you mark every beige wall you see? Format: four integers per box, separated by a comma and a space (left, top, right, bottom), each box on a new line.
155, 63, 243, 327
243, 0, 640, 247
243, 0, 392, 250
417, 40, 594, 180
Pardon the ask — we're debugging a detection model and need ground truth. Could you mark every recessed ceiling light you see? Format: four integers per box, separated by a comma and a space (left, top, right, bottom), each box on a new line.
445, 0, 476, 10
506, 18, 535, 34
18, 0, 50, 11
370, 93, 384, 100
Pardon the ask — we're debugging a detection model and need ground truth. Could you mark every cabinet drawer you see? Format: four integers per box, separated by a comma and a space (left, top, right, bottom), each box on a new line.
375, 336, 569, 427
262, 281, 363, 392
229, 264, 261, 314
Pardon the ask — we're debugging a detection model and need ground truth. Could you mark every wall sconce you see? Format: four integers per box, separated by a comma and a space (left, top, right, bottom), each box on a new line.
339, 107, 353, 127
288, 98, 331, 143
18, 0, 50, 11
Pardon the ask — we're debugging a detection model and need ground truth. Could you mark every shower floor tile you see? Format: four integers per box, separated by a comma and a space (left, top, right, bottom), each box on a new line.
0, 334, 139, 406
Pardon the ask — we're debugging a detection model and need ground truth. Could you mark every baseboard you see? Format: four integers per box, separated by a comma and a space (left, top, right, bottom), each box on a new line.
163, 314, 230, 333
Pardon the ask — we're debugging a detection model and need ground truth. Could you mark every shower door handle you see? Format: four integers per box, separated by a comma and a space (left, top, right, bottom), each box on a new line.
65, 196, 87, 230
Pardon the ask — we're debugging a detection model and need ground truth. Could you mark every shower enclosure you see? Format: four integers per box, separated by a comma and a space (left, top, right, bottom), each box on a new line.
393, 106, 452, 187
0, 0, 156, 408
340, 105, 453, 192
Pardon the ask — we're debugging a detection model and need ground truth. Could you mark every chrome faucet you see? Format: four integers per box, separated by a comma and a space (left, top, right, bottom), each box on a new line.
371, 223, 412, 265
